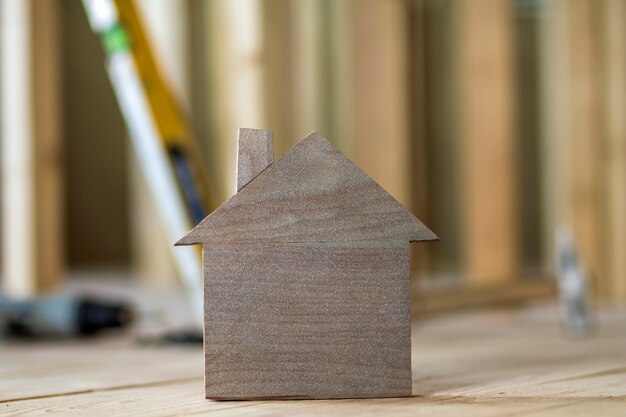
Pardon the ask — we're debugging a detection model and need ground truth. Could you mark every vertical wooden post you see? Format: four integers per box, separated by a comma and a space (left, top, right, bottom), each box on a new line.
407, 0, 431, 277
327, 1, 355, 157
456, 0, 519, 285
261, 0, 334, 155
538, 0, 570, 275
567, 0, 605, 293
1, 0, 63, 296
204, 0, 267, 200
346, 0, 411, 208
601, 0, 626, 300
291, 0, 333, 144
260, 0, 295, 156
540, 0, 607, 296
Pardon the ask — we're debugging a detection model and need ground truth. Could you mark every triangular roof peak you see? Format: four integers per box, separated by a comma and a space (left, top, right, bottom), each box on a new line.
177, 132, 437, 245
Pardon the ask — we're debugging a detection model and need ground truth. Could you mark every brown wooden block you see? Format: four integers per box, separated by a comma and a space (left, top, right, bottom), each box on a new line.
177, 132, 437, 245
236, 128, 274, 191
202, 241, 412, 400
177, 130, 437, 400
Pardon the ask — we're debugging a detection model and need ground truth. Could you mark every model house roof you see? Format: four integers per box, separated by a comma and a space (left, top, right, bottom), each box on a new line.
176, 132, 437, 245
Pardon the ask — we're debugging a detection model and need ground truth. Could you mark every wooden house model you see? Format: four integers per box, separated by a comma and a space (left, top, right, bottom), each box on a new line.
176, 129, 437, 400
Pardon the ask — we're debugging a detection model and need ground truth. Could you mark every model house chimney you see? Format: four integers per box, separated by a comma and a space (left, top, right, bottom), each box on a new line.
236, 128, 274, 192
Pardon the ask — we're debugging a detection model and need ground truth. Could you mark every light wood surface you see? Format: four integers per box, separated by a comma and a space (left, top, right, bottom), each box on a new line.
538, 0, 569, 276
1, 0, 63, 296
601, 0, 626, 300
178, 133, 437, 245
260, 0, 298, 156
290, 0, 328, 146
203, 0, 266, 200
350, 0, 411, 208
2, 303, 625, 415
539, 0, 614, 299
456, 0, 519, 285
567, 0, 605, 294
202, 241, 411, 399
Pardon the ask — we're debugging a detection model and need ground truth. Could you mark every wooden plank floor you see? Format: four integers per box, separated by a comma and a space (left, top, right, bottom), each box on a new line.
2, 302, 625, 416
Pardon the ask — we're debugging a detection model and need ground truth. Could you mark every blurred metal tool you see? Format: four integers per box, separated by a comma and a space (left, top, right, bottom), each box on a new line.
555, 227, 593, 337
0, 294, 133, 339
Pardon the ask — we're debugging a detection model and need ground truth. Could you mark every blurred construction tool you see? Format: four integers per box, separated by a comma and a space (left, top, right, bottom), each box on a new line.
0, 294, 133, 338
82, 0, 217, 325
555, 227, 593, 337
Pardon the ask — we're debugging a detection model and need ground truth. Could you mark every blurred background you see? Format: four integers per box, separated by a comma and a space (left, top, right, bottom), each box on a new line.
1, 0, 625, 327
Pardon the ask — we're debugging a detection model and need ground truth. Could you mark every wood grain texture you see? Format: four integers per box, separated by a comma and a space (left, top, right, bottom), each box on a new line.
5, 381, 625, 417
3, 303, 626, 416
202, 241, 412, 399
456, 0, 519, 285
237, 128, 273, 191
177, 132, 437, 245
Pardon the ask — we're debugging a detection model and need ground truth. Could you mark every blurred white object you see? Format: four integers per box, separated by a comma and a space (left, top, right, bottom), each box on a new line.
555, 227, 592, 337
81, 0, 203, 326
82, 0, 118, 31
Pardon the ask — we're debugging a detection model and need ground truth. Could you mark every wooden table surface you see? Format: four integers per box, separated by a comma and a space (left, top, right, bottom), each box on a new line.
2, 302, 625, 416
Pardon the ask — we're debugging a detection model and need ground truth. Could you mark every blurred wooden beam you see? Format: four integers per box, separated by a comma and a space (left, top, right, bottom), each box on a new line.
408, 0, 428, 216
204, 0, 266, 201
261, 0, 335, 155
347, 0, 411, 207
539, 0, 624, 300
456, 0, 519, 285
513, 1, 544, 271
567, 0, 605, 295
601, 0, 626, 300
538, 0, 570, 278
407, 0, 432, 275
1, 0, 63, 296
290, 0, 329, 145
412, 277, 556, 318
260, 0, 296, 155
